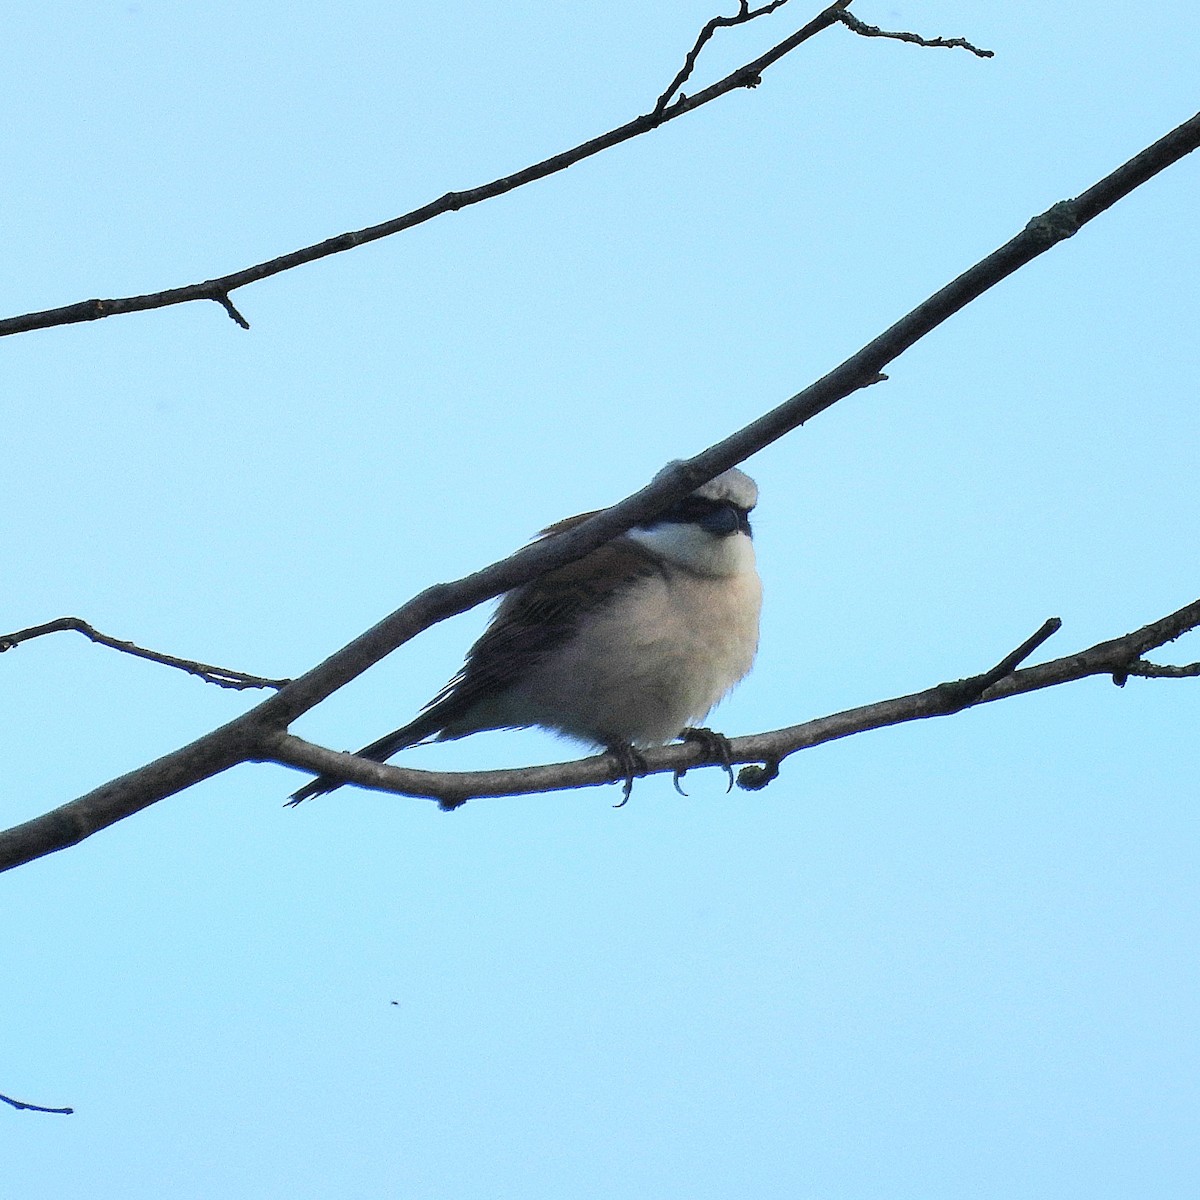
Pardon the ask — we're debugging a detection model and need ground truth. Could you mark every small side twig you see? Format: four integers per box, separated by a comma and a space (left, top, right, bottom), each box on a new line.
0, 618, 290, 692
653, 0, 803, 115
933, 617, 1062, 712
0, 1090, 74, 1115
211, 290, 250, 329
1112, 659, 1200, 687
833, 10, 994, 58
1125, 659, 1200, 679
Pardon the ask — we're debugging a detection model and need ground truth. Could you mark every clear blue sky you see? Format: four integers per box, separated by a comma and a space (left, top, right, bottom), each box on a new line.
4, 3, 1198, 1196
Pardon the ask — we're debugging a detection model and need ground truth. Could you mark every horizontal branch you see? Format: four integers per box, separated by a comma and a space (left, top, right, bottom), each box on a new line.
2, 108, 1198, 873
0, 618, 290, 691
262, 604, 1199, 805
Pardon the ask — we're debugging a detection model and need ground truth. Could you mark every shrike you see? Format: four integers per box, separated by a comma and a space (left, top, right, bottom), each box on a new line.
288, 464, 762, 803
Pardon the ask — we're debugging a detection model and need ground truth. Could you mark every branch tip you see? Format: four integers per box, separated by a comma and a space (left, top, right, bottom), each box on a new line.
212, 291, 250, 329
937, 617, 1064, 712
833, 10, 994, 58
0, 1090, 74, 1115
0, 617, 289, 691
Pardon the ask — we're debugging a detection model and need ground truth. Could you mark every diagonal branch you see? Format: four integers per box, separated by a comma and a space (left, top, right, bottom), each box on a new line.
0, 618, 290, 691
259, 602, 1199, 805
0, 2, 855, 340
2, 108, 1198, 873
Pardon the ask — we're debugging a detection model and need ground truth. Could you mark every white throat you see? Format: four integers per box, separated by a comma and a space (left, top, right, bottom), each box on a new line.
627, 524, 756, 578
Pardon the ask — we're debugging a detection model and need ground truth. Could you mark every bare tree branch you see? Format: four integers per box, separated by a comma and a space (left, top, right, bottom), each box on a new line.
832, 10, 994, 58
2, 108, 1198, 874
0, 1, 856, 340
0, 1090, 74, 1116
260, 602, 1200, 804
654, 0, 805, 115
0, 618, 290, 692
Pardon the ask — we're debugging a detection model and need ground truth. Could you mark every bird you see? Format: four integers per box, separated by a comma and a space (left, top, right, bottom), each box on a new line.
287, 463, 762, 805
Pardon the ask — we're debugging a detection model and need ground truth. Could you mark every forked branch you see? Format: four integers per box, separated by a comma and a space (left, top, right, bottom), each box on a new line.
654, 0, 808, 115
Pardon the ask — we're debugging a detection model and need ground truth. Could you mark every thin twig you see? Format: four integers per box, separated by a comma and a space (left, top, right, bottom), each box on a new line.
833, 10, 994, 58
213, 291, 250, 330
0, 1090, 74, 1115
979, 617, 1064, 684
0, 618, 290, 691
0, 3, 858, 340
0, 3, 997, 338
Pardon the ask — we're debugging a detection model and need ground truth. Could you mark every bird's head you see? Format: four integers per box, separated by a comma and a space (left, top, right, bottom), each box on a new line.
628, 464, 758, 577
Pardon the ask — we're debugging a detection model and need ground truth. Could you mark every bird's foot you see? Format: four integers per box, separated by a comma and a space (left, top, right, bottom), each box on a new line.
606, 742, 649, 807
673, 727, 735, 795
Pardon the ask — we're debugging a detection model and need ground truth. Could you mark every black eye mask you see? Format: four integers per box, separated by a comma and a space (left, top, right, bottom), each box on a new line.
642, 496, 753, 538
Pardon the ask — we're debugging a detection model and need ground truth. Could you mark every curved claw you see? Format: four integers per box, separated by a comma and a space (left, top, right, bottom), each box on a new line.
672, 770, 690, 797
679, 727, 736, 793
607, 742, 647, 807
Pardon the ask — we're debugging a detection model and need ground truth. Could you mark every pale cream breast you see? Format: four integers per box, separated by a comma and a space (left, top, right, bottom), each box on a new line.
506, 549, 762, 746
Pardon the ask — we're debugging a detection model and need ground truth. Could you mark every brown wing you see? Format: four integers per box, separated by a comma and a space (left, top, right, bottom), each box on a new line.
286, 516, 657, 803
423, 520, 661, 719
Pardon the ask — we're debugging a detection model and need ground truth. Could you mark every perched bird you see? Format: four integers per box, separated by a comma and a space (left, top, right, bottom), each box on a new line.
288, 464, 762, 804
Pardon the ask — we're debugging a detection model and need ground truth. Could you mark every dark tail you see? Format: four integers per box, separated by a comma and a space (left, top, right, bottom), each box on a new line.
285, 708, 448, 805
